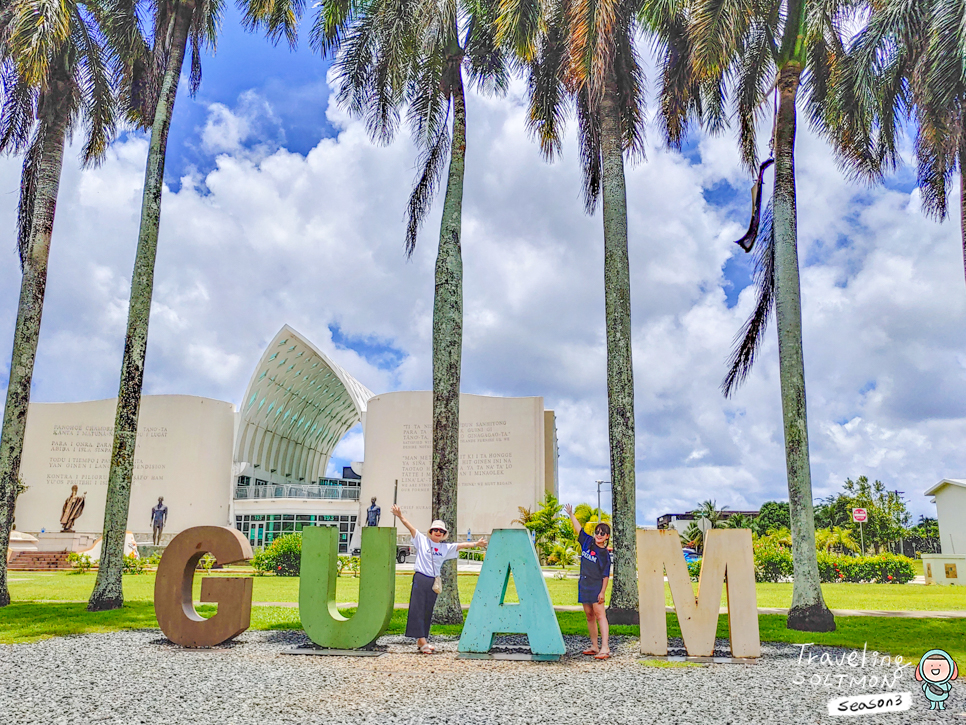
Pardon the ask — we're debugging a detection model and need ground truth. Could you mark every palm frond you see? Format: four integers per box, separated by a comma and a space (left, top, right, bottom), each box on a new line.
722, 199, 775, 398
405, 112, 451, 256
733, 157, 773, 251
575, 83, 602, 212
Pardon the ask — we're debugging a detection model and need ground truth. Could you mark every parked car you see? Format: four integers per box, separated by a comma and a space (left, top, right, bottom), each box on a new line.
351, 543, 412, 564
682, 548, 701, 563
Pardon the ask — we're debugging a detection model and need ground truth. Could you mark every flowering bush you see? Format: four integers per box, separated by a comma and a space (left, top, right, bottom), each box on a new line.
753, 539, 794, 582
816, 553, 914, 583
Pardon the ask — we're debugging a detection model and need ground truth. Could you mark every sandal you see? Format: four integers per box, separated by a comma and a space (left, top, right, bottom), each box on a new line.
419, 644, 436, 654
582, 649, 600, 656
594, 652, 611, 660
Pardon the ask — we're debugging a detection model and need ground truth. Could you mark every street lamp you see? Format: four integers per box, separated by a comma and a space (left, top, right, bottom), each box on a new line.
595, 480, 611, 520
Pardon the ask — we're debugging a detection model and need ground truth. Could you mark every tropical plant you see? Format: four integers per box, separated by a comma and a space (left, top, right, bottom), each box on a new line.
0, 0, 119, 608
524, 494, 568, 562
245, 0, 509, 626
724, 512, 752, 530
67, 552, 94, 574
90, 0, 223, 611
693, 500, 727, 529
680, 522, 704, 553
511, 506, 534, 527
647, 0, 863, 632
827, 0, 966, 289
503, 0, 648, 622
547, 542, 577, 567
814, 526, 859, 555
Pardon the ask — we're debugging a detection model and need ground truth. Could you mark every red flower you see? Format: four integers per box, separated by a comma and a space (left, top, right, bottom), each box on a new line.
887, 575, 893, 580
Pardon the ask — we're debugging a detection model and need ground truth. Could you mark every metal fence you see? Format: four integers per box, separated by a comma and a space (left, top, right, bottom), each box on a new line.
234, 484, 361, 501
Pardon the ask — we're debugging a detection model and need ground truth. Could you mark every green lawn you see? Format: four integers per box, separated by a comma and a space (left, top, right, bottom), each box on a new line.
1, 601, 962, 667
10, 571, 964, 611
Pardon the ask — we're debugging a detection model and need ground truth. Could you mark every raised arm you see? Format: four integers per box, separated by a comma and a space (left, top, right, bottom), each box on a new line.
456, 537, 488, 550
391, 504, 417, 538
564, 504, 581, 536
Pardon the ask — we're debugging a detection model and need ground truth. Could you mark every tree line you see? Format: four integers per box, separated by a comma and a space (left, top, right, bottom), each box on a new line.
0, 0, 962, 634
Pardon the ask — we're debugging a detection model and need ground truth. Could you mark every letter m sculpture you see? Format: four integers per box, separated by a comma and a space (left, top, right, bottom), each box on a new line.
637, 528, 759, 658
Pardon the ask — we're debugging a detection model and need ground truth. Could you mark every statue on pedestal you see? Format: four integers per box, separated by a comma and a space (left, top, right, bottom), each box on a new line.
60, 485, 85, 532
366, 497, 381, 527
151, 497, 168, 545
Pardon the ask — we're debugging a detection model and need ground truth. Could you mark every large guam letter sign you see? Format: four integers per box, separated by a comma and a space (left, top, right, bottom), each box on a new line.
458, 529, 566, 659
637, 528, 759, 658
300, 526, 396, 650
155, 526, 254, 647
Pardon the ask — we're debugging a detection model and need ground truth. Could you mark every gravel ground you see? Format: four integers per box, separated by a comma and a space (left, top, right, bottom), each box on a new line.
1, 630, 962, 724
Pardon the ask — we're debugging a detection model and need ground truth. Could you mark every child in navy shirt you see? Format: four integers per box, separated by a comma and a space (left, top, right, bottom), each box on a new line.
565, 503, 611, 659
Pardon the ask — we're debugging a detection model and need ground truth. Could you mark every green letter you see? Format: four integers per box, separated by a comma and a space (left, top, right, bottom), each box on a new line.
300, 526, 396, 649
458, 529, 565, 657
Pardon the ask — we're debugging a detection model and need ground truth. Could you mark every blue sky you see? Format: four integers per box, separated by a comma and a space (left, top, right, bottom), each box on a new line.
0, 20, 963, 526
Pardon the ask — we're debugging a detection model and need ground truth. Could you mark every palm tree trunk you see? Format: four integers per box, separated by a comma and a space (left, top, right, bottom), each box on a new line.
600, 78, 639, 624
0, 119, 67, 607
771, 62, 834, 632
431, 65, 466, 626
88, 7, 192, 611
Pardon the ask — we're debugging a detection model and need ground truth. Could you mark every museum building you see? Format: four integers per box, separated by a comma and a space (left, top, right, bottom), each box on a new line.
14, 325, 558, 555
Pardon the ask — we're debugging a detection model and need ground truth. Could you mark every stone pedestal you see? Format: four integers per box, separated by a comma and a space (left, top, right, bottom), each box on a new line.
34, 532, 98, 552
922, 554, 966, 585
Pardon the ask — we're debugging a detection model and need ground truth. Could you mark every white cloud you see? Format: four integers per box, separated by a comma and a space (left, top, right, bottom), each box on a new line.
1, 63, 963, 527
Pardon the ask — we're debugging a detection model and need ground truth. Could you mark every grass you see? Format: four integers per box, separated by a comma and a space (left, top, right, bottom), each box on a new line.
1, 602, 962, 667
11, 571, 965, 612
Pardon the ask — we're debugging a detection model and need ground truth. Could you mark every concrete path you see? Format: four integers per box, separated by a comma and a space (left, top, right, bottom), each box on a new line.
251, 601, 966, 618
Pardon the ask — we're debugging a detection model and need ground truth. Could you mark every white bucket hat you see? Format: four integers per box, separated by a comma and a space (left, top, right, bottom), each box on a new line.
429, 519, 449, 534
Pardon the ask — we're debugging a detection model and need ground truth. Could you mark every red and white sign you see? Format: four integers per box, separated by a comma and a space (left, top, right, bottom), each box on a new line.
852, 508, 868, 523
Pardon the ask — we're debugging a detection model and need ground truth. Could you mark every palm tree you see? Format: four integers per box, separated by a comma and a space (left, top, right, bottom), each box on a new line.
828, 0, 966, 289
647, 0, 857, 631
88, 0, 223, 611
694, 499, 727, 529
724, 512, 752, 530
680, 521, 704, 553
500, 0, 646, 624
243, 0, 508, 624
0, 0, 117, 608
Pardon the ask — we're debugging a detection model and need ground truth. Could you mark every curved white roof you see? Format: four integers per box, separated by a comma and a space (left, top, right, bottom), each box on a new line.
234, 325, 374, 482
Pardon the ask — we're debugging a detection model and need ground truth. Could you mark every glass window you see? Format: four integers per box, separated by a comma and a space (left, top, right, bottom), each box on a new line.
237, 476, 251, 486
255, 479, 268, 486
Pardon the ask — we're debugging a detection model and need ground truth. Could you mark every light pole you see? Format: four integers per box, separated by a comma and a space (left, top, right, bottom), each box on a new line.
596, 480, 611, 521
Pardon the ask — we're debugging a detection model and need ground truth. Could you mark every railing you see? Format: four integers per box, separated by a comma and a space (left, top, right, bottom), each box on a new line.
235, 484, 361, 501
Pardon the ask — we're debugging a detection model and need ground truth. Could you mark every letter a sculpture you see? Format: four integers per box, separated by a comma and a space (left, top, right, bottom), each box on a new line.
300, 525, 396, 650
458, 529, 565, 659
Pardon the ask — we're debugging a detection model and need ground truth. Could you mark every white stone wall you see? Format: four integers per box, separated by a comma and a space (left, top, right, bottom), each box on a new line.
15, 395, 234, 535
935, 484, 966, 556
359, 392, 546, 536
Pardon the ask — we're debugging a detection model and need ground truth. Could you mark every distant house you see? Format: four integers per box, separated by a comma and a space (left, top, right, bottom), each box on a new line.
924, 479, 966, 556
657, 510, 760, 533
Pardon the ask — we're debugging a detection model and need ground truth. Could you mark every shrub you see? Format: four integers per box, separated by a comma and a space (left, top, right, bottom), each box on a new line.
337, 555, 360, 576
251, 547, 273, 576
458, 550, 485, 562
123, 554, 146, 575
753, 541, 794, 583
687, 559, 702, 581
267, 533, 302, 576
817, 553, 914, 584
66, 552, 92, 574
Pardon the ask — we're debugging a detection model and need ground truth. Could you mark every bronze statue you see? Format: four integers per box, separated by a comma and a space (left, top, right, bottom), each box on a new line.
60, 485, 85, 532
151, 496, 168, 545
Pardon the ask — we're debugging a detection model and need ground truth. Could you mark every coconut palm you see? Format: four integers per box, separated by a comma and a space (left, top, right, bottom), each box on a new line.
646, 0, 858, 631
243, 0, 508, 623
680, 521, 704, 553
694, 499, 727, 529
723, 511, 752, 530
499, 0, 646, 624
0, 0, 119, 608
88, 0, 223, 611
827, 0, 966, 289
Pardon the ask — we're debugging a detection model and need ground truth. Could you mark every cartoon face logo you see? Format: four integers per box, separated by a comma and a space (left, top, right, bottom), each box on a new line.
915, 649, 958, 711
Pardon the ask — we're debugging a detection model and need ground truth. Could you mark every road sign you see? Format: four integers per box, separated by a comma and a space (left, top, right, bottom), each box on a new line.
852, 508, 867, 523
